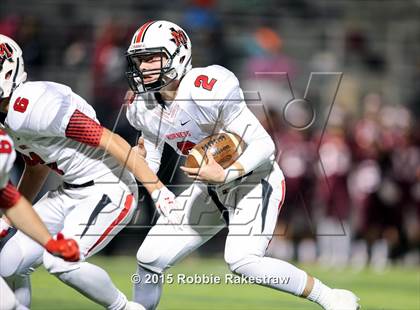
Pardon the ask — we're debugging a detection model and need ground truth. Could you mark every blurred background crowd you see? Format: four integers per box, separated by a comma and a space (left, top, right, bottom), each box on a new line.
1, 0, 419, 270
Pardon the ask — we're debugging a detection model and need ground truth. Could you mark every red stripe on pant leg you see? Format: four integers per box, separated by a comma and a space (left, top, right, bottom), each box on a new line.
87, 194, 134, 255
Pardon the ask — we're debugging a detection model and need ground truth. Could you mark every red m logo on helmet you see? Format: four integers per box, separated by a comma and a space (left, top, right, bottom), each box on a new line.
0, 43, 13, 60
170, 28, 188, 48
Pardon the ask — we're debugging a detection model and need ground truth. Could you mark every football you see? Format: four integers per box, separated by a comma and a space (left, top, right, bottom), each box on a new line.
184, 132, 246, 169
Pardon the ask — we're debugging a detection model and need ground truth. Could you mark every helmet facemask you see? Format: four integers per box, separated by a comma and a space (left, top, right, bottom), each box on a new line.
126, 47, 179, 94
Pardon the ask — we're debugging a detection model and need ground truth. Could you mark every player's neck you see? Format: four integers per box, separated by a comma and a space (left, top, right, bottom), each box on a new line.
160, 91, 177, 103
160, 80, 180, 102
0, 97, 10, 113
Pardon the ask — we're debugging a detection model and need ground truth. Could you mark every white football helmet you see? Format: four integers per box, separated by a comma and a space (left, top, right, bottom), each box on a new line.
0, 35, 27, 99
126, 20, 192, 94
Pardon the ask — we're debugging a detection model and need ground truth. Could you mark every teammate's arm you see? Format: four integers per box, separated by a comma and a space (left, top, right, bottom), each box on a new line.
98, 127, 164, 194
0, 156, 49, 227
0, 182, 79, 261
68, 115, 180, 223
222, 107, 275, 181
18, 161, 50, 202
3, 185, 51, 245
64, 109, 163, 193
64, 110, 180, 223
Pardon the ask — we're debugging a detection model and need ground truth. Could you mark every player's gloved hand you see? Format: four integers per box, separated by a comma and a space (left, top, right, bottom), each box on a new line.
45, 233, 80, 262
151, 186, 182, 226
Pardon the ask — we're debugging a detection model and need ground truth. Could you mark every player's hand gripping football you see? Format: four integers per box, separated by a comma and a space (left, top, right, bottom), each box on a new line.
151, 186, 183, 226
45, 233, 80, 262
181, 151, 226, 184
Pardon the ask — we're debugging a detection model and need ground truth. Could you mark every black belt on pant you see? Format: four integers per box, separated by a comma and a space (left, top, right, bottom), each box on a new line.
63, 180, 95, 189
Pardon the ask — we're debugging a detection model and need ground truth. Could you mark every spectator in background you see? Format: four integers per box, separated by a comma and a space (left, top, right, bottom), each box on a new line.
183, 0, 230, 67
16, 16, 45, 71
243, 26, 297, 79
63, 24, 91, 69
315, 108, 352, 269
92, 21, 129, 126
344, 28, 385, 74
266, 103, 318, 264
0, 14, 20, 38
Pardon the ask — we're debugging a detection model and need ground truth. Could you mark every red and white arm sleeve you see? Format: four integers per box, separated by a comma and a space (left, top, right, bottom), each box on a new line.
224, 107, 275, 182
65, 109, 104, 147
0, 181, 21, 210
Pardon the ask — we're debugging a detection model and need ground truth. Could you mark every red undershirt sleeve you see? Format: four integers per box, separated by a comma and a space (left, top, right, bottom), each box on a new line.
0, 181, 21, 210
65, 109, 104, 147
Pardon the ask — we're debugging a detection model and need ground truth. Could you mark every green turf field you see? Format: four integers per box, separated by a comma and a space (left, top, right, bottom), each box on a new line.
30, 256, 419, 309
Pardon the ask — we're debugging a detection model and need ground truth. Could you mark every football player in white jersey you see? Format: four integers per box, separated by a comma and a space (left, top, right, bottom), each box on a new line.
0, 130, 80, 310
0, 34, 179, 310
125, 21, 361, 310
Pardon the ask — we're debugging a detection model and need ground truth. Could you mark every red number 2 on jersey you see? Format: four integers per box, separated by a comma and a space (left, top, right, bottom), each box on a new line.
194, 75, 217, 91
13, 97, 29, 113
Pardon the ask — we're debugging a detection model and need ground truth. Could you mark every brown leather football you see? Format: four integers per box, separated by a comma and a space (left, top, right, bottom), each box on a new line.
184, 132, 246, 169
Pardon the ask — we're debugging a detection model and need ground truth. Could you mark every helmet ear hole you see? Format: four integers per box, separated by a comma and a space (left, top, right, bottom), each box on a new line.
179, 56, 185, 64
5, 70, 12, 80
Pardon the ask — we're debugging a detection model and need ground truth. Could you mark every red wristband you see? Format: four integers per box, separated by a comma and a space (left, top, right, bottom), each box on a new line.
0, 182, 21, 210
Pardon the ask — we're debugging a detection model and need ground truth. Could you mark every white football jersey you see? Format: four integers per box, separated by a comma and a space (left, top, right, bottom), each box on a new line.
4, 81, 124, 184
126, 65, 248, 172
0, 130, 16, 189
